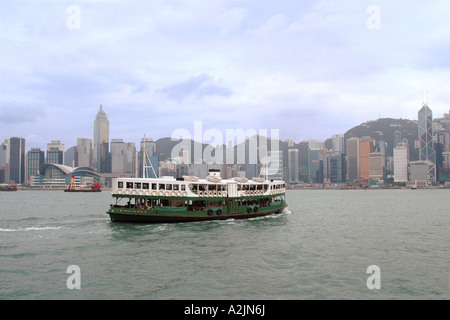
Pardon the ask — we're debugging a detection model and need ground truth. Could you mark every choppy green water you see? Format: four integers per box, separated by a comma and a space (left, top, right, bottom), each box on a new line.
1, 189, 449, 299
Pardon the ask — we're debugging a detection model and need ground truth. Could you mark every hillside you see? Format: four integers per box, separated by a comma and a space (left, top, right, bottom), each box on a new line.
344, 118, 419, 160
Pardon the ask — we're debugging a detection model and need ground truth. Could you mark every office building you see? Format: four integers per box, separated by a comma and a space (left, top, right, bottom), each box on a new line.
27, 148, 45, 182
369, 152, 384, 183
330, 152, 346, 183
110, 139, 136, 175
308, 140, 325, 183
47, 140, 65, 164
260, 150, 283, 181
410, 160, 432, 183
393, 144, 408, 182
93, 104, 109, 173
75, 138, 93, 168
288, 148, 299, 183
359, 136, 374, 184
0, 140, 9, 183
418, 103, 436, 181
8, 137, 26, 184
346, 137, 360, 182
331, 134, 345, 154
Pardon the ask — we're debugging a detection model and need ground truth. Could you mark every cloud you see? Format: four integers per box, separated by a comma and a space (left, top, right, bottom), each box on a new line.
0, 101, 45, 125
161, 73, 232, 102
1, 0, 450, 150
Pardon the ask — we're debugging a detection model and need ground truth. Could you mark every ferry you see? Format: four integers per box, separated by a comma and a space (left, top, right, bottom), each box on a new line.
0, 184, 18, 192
64, 175, 102, 192
107, 169, 287, 223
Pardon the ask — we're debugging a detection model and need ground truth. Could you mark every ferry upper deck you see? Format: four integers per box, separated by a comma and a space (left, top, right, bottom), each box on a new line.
111, 175, 286, 198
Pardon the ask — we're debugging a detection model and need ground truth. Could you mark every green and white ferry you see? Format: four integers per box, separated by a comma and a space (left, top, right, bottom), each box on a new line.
107, 169, 287, 223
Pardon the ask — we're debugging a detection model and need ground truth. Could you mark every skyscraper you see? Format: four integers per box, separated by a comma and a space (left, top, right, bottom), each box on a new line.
110, 139, 136, 175
76, 138, 93, 168
8, 137, 26, 184
288, 148, 299, 183
330, 152, 346, 183
27, 148, 45, 181
331, 134, 345, 154
359, 136, 374, 184
346, 137, 360, 182
46, 140, 65, 164
418, 102, 436, 181
93, 104, 109, 173
393, 143, 408, 182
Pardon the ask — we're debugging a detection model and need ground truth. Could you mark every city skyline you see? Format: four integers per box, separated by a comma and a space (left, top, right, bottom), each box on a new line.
1, 1, 450, 150
1, 101, 449, 185
1, 104, 449, 155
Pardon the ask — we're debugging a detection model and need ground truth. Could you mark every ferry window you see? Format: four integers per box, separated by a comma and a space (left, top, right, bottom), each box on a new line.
143, 183, 149, 190
126, 182, 133, 189
118, 181, 123, 188
152, 183, 157, 190
167, 184, 172, 191
135, 183, 141, 189
181, 185, 186, 191
173, 184, 179, 191
159, 184, 165, 190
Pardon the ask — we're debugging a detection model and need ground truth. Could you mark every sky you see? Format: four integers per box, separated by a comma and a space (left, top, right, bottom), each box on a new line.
1, 0, 450, 151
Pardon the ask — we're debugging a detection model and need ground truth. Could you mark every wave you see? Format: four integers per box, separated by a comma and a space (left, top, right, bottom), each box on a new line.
0, 226, 64, 232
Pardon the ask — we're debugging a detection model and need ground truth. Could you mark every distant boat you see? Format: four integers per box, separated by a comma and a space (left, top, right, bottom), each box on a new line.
0, 184, 18, 192
64, 175, 102, 192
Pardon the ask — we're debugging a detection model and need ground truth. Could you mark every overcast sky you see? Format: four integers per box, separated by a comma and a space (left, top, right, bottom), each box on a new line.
1, 0, 450, 151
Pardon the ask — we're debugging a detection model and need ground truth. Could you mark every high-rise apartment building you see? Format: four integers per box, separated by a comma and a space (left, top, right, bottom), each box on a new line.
418, 103, 436, 181
93, 104, 109, 173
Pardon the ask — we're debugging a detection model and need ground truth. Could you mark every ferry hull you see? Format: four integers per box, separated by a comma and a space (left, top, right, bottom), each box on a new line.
107, 205, 287, 223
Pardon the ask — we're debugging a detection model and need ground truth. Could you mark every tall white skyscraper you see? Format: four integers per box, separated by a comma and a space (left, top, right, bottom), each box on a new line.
93, 104, 109, 173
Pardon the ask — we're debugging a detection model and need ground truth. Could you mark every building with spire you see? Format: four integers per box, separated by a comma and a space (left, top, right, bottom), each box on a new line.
418, 101, 436, 181
93, 104, 110, 173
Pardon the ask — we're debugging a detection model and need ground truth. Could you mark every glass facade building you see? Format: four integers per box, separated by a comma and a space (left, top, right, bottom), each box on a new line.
418, 103, 436, 181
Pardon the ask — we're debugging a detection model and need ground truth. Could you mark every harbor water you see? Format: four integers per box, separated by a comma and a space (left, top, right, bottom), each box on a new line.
1, 189, 449, 300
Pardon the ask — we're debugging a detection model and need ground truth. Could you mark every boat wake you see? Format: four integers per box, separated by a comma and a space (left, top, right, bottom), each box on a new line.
0, 226, 64, 232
